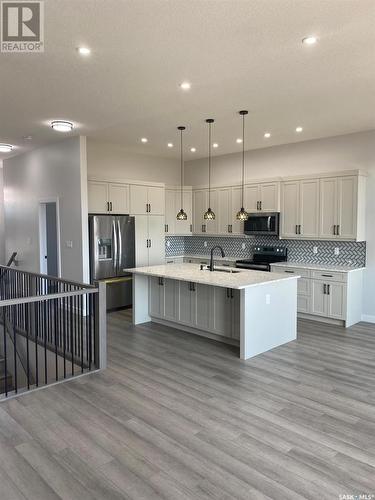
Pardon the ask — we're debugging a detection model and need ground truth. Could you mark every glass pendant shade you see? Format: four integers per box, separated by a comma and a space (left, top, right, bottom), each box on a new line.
176, 126, 187, 220
177, 208, 187, 220
236, 207, 248, 221
204, 207, 215, 220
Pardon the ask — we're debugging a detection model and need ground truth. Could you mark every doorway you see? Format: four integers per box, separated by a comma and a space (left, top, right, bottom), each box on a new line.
39, 200, 60, 277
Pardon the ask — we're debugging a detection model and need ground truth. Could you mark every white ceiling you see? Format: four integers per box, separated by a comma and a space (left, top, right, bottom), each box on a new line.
1, 0, 375, 161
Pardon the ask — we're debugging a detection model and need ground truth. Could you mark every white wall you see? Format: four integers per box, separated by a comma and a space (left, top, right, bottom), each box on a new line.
186, 130, 375, 321
0, 163, 5, 264
87, 139, 180, 184
3, 137, 89, 282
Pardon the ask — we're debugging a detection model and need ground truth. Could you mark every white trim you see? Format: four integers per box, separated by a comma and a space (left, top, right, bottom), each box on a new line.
361, 314, 375, 324
88, 175, 165, 188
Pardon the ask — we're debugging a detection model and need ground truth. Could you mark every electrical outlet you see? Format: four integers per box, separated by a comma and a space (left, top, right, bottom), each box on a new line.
204, 241, 207, 247
241, 243, 246, 250
334, 247, 340, 256
313, 246, 318, 254
166, 240, 170, 247
66, 240, 73, 248
266, 294, 271, 305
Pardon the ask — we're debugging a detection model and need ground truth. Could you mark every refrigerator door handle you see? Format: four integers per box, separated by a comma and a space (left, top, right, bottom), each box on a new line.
112, 219, 118, 273
117, 219, 122, 275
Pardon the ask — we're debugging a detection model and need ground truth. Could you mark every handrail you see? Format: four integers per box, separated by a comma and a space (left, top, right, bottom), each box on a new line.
0, 265, 96, 289
0, 288, 98, 307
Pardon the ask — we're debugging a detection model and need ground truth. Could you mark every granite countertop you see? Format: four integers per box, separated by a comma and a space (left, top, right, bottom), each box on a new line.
126, 263, 299, 290
269, 262, 365, 273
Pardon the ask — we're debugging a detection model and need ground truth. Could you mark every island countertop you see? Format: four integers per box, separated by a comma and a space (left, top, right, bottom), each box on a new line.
126, 263, 299, 290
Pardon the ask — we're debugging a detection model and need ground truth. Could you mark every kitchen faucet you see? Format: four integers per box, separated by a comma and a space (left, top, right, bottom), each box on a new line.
209, 245, 225, 271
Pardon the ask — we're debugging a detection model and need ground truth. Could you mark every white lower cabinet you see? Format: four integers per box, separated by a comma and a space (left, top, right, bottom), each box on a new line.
150, 279, 240, 340
271, 264, 362, 327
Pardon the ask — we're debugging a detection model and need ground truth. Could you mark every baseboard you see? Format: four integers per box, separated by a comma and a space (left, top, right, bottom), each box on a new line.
361, 314, 375, 324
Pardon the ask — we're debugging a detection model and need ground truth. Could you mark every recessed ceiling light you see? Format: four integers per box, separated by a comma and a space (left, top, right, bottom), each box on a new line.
22, 135, 32, 140
141, 137, 148, 143
296, 126, 303, 133
77, 46, 91, 56
180, 82, 191, 90
264, 132, 271, 138
190, 147, 196, 152
167, 143, 173, 148
0, 143, 13, 153
302, 36, 318, 45
51, 120, 74, 132
213, 143, 218, 148
236, 138, 242, 144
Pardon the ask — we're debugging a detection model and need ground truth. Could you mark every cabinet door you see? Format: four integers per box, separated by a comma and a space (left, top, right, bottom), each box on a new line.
193, 190, 207, 233
280, 181, 300, 238
217, 188, 231, 234
299, 179, 319, 238
231, 187, 244, 234
327, 282, 346, 320
211, 287, 232, 336
174, 190, 192, 235
108, 183, 130, 214
319, 178, 337, 239
88, 181, 108, 214
163, 279, 177, 321
148, 187, 165, 215
297, 296, 311, 314
337, 176, 357, 240
130, 185, 149, 215
260, 182, 279, 211
245, 184, 260, 212
311, 280, 326, 316
165, 190, 176, 234
193, 283, 211, 331
231, 290, 240, 339
149, 277, 163, 318
178, 281, 193, 324
134, 215, 149, 267
148, 215, 165, 266
205, 189, 218, 234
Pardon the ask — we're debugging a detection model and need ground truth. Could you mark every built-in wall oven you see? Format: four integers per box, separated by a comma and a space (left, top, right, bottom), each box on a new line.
244, 212, 280, 236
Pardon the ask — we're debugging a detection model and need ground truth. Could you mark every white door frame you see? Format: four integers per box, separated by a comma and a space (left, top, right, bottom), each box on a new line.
38, 197, 62, 277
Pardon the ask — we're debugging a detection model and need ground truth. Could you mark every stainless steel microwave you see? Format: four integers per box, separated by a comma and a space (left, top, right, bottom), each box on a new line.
244, 212, 280, 236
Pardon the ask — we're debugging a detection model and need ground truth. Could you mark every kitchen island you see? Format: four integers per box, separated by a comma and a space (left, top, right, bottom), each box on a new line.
127, 263, 299, 360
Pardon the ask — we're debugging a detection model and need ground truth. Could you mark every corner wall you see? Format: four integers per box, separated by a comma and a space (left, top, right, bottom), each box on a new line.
3, 137, 88, 282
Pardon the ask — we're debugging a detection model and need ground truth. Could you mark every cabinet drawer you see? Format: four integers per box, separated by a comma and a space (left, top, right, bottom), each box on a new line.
271, 266, 310, 278
311, 270, 346, 282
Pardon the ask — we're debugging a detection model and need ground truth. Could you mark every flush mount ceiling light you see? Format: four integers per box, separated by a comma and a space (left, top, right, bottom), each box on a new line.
176, 126, 188, 221
302, 36, 318, 45
190, 147, 196, 152
180, 81, 191, 90
236, 110, 249, 222
296, 126, 303, 133
204, 119, 216, 221
0, 143, 13, 153
264, 132, 271, 138
141, 137, 148, 143
167, 143, 173, 148
51, 120, 74, 132
77, 46, 91, 56
213, 143, 218, 148
236, 138, 242, 143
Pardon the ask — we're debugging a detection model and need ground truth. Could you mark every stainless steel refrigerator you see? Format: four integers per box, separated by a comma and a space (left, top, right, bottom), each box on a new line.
89, 215, 135, 310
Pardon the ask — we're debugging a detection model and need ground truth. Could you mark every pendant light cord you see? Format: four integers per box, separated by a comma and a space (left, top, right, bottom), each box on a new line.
241, 113, 245, 208
180, 128, 183, 209
208, 121, 212, 208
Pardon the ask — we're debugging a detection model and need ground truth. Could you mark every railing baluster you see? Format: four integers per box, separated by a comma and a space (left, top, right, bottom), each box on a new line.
26, 302, 30, 390
13, 306, 18, 394
44, 301, 47, 385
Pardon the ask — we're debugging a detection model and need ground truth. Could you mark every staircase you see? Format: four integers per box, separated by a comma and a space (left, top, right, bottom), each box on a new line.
0, 356, 13, 394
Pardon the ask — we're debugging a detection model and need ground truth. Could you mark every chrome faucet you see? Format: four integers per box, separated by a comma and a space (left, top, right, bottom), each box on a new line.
209, 245, 225, 271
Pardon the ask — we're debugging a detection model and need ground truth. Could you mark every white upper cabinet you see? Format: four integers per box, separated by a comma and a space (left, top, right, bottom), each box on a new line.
299, 179, 319, 238
205, 189, 218, 234
165, 190, 176, 234
244, 184, 259, 212
337, 176, 357, 240
280, 180, 300, 238
193, 190, 207, 233
245, 182, 279, 212
165, 188, 193, 235
319, 178, 337, 239
130, 185, 165, 215
217, 188, 231, 234
88, 180, 129, 214
231, 187, 244, 235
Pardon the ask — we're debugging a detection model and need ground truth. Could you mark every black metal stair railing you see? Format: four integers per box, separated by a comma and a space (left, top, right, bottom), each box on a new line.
0, 266, 106, 399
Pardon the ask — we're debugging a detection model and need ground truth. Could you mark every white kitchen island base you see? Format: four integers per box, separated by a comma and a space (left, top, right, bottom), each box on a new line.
130, 265, 298, 361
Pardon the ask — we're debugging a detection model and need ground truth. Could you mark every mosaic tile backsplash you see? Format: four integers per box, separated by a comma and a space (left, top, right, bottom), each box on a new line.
165, 235, 366, 267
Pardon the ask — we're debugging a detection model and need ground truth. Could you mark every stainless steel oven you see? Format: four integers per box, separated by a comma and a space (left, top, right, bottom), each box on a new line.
244, 212, 280, 236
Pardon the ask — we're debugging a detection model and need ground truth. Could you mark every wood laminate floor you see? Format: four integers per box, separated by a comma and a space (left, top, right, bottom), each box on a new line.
0, 310, 375, 499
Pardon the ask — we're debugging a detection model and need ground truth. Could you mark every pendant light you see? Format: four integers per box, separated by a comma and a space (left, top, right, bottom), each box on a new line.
176, 126, 188, 220
204, 118, 215, 220
236, 110, 249, 221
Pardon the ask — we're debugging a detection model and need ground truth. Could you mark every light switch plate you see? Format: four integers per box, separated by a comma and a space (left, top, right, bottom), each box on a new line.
166, 240, 170, 247
241, 243, 246, 250
204, 241, 207, 247
313, 246, 318, 254
334, 247, 340, 256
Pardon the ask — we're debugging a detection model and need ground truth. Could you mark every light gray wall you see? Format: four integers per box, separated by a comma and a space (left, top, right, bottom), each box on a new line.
87, 139, 180, 184
185, 130, 375, 321
3, 137, 88, 282
0, 164, 5, 264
